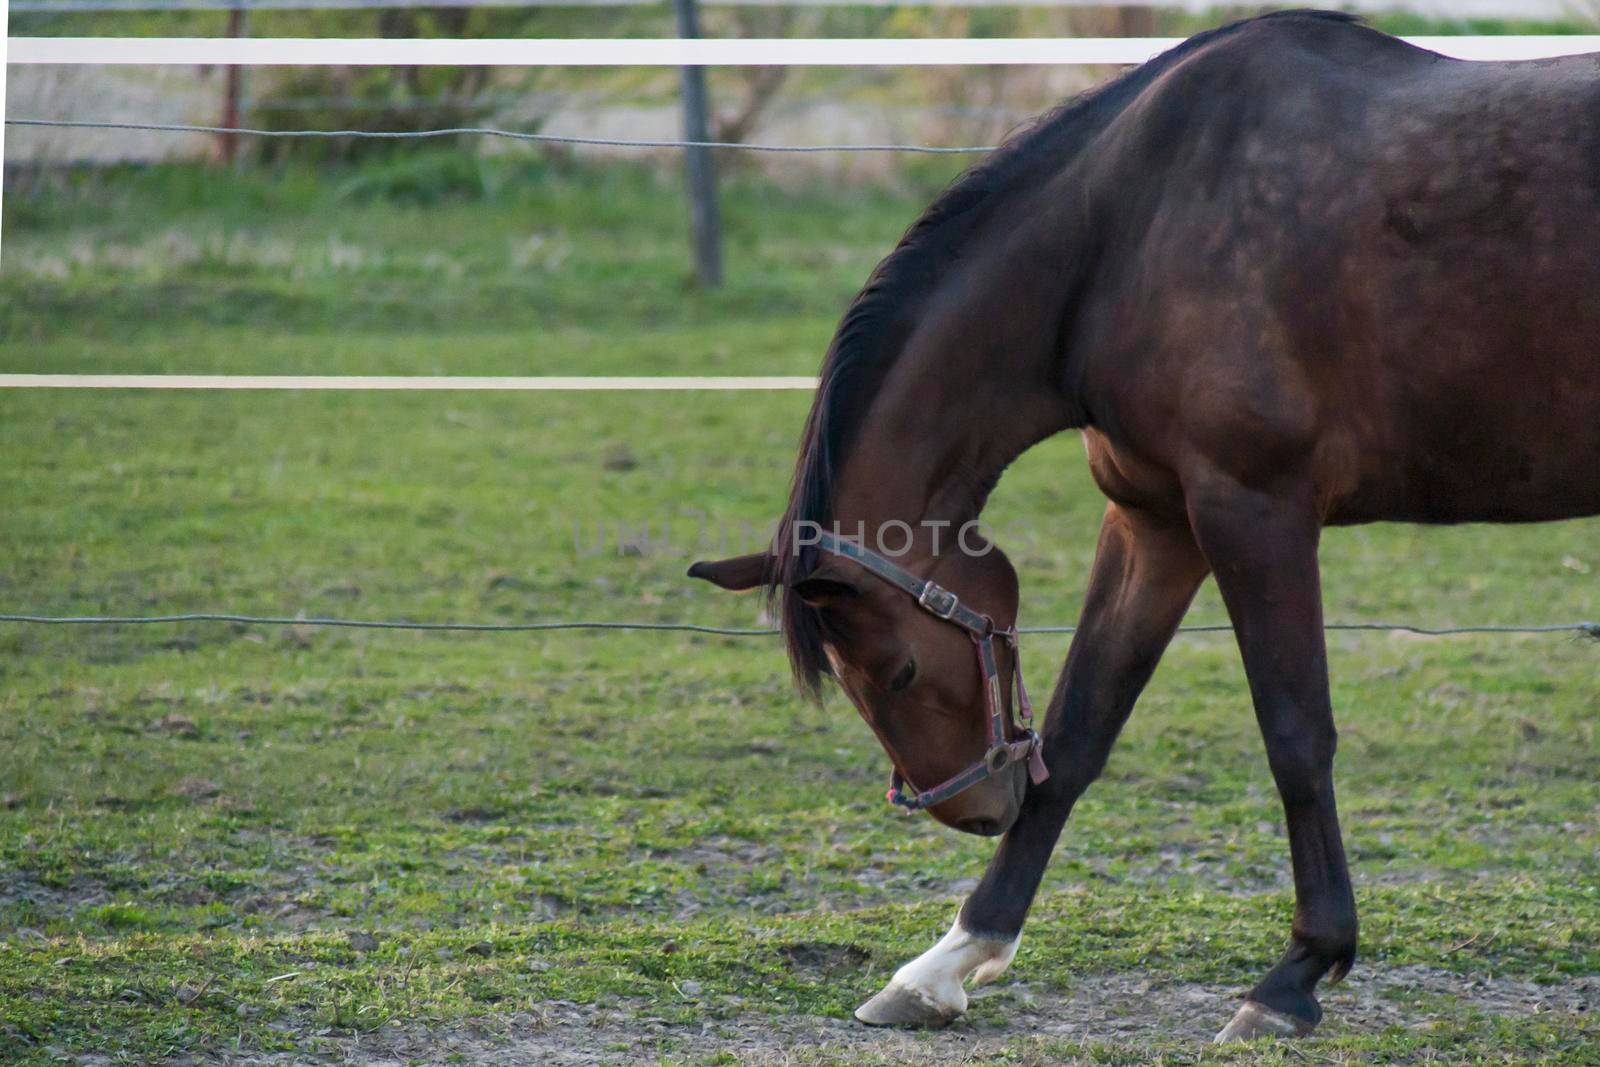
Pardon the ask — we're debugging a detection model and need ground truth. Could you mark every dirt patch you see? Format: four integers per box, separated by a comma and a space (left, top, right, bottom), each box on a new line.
443, 805, 510, 825
777, 941, 872, 977
173, 777, 223, 802
1325, 964, 1598, 1034
220, 966, 1597, 1065
0, 871, 114, 919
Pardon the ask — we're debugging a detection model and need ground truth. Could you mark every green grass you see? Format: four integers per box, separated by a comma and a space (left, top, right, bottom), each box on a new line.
1, 159, 1597, 1063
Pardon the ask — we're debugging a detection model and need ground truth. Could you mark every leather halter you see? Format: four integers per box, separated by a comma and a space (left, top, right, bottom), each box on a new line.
815, 531, 1049, 812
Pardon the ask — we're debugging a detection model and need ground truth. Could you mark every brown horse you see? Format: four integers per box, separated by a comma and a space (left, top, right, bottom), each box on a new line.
690, 11, 1600, 1041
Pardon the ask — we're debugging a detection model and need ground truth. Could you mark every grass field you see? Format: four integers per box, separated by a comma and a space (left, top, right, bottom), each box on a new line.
1, 157, 1597, 1064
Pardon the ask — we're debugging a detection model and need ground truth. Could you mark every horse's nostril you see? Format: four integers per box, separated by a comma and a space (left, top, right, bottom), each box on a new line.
959, 817, 1004, 837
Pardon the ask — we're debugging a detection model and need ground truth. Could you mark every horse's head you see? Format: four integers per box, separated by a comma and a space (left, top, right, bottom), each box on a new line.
689, 539, 1034, 837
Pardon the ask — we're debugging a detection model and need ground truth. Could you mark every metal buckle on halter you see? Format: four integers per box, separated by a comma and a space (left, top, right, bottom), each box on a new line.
916, 582, 959, 619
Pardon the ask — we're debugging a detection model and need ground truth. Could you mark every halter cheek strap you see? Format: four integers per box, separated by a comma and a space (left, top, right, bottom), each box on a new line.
814, 531, 1049, 812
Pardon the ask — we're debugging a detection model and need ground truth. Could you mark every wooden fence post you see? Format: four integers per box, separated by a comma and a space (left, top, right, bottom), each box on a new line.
218, 5, 247, 165
672, 0, 723, 289
0, 0, 10, 267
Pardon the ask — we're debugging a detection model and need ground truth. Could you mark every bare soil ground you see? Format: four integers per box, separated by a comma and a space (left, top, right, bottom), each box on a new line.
218, 967, 1598, 1065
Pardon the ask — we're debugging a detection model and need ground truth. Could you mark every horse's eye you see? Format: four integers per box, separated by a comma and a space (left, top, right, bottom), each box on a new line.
887, 659, 917, 693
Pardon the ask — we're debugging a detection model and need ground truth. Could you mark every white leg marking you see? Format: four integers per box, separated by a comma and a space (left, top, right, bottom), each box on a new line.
855, 913, 1020, 1026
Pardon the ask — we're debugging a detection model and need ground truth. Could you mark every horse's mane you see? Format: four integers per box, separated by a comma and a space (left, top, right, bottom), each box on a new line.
771, 10, 1363, 696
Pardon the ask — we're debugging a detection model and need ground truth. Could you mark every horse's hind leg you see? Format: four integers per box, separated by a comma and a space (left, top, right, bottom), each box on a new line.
1188, 485, 1358, 1041
855, 503, 1209, 1027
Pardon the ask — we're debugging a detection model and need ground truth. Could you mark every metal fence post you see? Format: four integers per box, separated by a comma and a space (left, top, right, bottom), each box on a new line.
672, 0, 723, 289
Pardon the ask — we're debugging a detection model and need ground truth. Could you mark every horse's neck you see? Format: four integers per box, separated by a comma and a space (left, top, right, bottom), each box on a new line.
831, 337, 1069, 547
828, 192, 1088, 547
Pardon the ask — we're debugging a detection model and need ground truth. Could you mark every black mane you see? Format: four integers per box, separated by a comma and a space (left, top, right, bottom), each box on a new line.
771, 10, 1363, 696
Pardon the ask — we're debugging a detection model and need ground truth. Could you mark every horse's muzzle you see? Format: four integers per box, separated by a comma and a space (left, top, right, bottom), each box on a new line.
937, 760, 1026, 837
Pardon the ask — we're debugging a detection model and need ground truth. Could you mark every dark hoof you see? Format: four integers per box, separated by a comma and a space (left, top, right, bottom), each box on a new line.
854, 982, 962, 1028
1213, 1000, 1318, 1042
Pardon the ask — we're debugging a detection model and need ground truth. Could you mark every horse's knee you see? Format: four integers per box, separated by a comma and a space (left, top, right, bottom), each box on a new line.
1261, 723, 1337, 806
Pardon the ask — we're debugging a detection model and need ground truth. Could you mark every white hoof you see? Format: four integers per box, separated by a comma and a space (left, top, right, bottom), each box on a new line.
854, 981, 963, 1028
856, 915, 1019, 1029
1213, 1000, 1317, 1042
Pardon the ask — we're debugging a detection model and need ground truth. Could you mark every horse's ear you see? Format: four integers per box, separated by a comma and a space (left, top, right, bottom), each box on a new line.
687, 553, 771, 592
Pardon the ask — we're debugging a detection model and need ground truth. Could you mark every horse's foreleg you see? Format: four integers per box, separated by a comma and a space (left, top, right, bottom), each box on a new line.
1188, 486, 1357, 1041
855, 503, 1209, 1027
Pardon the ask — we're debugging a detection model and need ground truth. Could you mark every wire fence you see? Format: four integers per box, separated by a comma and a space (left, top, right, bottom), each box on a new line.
5, 116, 997, 153
4, 612, 1597, 641
8, 27, 1596, 658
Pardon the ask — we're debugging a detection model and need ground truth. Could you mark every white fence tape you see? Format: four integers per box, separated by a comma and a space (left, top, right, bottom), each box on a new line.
11, 36, 1600, 67
0, 375, 822, 390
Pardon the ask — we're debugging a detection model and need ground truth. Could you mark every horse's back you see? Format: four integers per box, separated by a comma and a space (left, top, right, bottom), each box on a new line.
1346, 58, 1600, 523
1091, 17, 1600, 525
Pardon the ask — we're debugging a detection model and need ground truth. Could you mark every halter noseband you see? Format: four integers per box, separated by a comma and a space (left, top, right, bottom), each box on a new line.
814, 531, 1049, 812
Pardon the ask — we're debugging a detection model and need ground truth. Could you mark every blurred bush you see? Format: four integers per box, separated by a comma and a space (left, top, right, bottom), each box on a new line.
251, 65, 504, 165
248, 9, 546, 164
331, 151, 571, 205
332, 151, 496, 204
